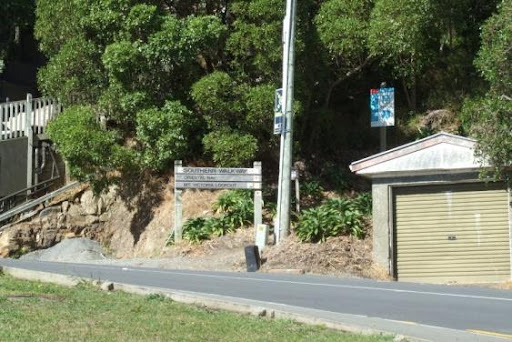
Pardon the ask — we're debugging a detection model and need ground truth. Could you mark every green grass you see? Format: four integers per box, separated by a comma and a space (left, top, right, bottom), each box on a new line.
0, 274, 394, 342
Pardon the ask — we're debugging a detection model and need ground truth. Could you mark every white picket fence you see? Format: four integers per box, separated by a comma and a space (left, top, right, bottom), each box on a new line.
0, 95, 61, 141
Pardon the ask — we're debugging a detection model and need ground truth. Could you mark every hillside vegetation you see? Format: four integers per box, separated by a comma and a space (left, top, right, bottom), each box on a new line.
0, 0, 495, 191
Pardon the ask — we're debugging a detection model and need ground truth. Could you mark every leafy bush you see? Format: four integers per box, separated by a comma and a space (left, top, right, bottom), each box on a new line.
47, 105, 138, 193
136, 100, 196, 171
182, 218, 211, 244
202, 217, 228, 237
191, 72, 242, 127
38, 37, 106, 106
214, 190, 254, 230
295, 197, 366, 242
178, 190, 254, 244
300, 179, 324, 208
203, 130, 258, 167
352, 192, 372, 216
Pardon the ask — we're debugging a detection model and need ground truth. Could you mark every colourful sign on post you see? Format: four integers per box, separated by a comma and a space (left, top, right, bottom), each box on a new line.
274, 88, 283, 134
370, 87, 395, 127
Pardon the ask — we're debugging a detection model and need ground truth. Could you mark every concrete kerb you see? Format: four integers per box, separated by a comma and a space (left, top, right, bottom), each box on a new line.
1, 266, 81, 287
0, 265, 402, 339
0, 265, 435, 342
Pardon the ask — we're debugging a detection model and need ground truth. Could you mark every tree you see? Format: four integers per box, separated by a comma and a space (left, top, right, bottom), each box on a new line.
462, 0, 512, 178
37, 0, 227, 190
36, 0, 501, 188
314, 0, 373, 107
368, 0, 438, 109
0, 0, 34, 73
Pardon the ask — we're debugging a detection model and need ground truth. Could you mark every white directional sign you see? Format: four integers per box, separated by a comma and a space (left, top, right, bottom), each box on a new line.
173, 161, 263, 242
175, 181, 262, 190
175, 174, 262, 182
175, 165, 262, 190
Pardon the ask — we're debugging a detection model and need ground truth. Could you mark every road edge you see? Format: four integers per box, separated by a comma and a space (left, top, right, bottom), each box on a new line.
1, 265, 505, 342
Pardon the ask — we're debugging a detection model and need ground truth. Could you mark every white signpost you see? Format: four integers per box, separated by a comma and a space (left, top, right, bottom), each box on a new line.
173, 161, 263, 242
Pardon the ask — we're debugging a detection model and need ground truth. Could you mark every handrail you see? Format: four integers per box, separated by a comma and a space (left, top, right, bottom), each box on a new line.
0, 181, 80, 228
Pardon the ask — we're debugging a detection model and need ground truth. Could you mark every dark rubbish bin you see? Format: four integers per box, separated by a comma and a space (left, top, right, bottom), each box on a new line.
244, 245, 260, 272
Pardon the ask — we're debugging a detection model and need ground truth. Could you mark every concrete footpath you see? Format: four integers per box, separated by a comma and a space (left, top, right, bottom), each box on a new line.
0, 262, 509, 342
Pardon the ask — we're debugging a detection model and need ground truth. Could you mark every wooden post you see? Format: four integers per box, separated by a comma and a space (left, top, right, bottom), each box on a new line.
174, 160, 183, 242
294, 169, 300, 213
253, 161, 263, 229
25, 93, 33, 196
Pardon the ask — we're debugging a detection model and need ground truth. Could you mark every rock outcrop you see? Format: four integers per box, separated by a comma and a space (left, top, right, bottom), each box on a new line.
0, 179, 219, 259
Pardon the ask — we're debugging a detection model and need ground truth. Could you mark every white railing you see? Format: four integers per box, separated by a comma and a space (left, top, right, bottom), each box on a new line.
0, 95, 61, 141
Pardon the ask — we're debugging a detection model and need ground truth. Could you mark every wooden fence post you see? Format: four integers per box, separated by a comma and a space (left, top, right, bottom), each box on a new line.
253, 161, 262, 228
174, 160, 183, 242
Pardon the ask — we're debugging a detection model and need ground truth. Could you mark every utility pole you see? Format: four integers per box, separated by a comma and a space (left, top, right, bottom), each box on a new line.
275, 0, 297, 244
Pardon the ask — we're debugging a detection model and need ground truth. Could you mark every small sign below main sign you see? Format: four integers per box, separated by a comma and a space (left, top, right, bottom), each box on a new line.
274, 88, 283, 134
370, 87, 395, 127
175, 181, 262, 190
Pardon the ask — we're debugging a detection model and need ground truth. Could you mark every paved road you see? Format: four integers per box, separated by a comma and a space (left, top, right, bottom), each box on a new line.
1, 259, 511, 341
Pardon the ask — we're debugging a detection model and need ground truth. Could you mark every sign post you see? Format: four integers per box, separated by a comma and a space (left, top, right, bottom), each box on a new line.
173, 161, 263, 243
174, 160, 184, 241
274, 88, 283, 135
275, 0, 297, 244
370, 86, 395, 151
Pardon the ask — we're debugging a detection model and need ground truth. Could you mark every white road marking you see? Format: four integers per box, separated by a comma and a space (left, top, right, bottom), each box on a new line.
110, 266, 512, 303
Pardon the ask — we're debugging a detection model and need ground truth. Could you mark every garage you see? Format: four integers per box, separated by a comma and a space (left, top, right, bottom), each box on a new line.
394, 182, 510, 283
350, 132, 512, 284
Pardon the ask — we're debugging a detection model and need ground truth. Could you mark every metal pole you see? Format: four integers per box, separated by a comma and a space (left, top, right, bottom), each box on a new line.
380, 126, 387, 152
379, 82, 387, 152
276, 0, 297, 243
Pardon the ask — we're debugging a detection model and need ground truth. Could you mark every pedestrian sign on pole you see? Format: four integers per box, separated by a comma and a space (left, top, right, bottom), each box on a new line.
274, 88, 283, 134
370, 87, 395, 127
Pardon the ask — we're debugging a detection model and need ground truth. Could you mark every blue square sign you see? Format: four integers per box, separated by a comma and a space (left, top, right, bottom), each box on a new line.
370, 87, 395, 127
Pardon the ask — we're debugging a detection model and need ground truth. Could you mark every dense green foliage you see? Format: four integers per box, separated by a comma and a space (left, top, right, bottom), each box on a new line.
462, 0, 512, 178
176, 190, 254, 244
46, 106, 138, 192
136, 101, 195, 171
295, 194, 371, 242
32, 0, 512, 189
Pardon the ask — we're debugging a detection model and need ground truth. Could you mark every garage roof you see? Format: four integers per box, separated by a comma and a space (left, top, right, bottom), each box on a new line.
349, 132, 487, 177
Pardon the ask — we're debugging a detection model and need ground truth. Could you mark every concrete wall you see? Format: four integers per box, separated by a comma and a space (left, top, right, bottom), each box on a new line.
0, 137, 27, 197
371, 172, 483, 277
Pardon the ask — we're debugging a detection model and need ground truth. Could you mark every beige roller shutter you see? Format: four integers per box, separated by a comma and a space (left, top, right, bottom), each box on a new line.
394, 183, 511, 283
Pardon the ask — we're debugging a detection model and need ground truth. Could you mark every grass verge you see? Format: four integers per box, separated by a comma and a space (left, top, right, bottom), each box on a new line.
0, 274, 393, 341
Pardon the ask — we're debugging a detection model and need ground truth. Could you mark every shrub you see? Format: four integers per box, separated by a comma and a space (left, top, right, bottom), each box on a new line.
295, 197, 366, 242
136, 100, 196, 171
352, 192, 372, 216
214, 190, 253, 227
47, 105, 138, 193
178, 190, 254, 244
182, 218, 211, 244
300, 179, 324, 208
203, 130, 258, 167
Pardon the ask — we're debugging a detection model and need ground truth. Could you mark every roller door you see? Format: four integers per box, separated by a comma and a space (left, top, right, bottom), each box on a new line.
394, 183, 511, 283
